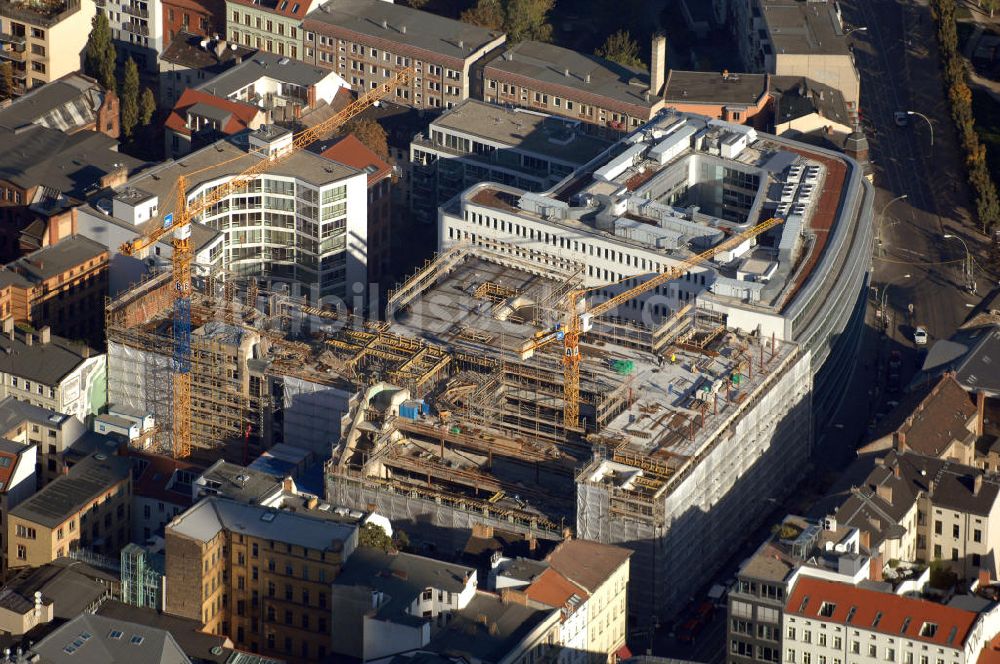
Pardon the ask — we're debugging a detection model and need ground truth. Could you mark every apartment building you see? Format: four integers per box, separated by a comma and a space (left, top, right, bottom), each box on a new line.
0, 396, 84, 484
159, 33, 256, 107
164, 496, 358, 662
196, 50, 348, 122
0, 439, 36, 578
782, 577, 1000, 664
0, 236, 110, 347
409, 99, 610, 223
319, 134, 393, 288
105, 0, 165, 72
162, 0, 222, 45
727, 516, 873, 664
164, 87, 265, 157
0, 0, 96, 96
130, 451, 198, 543
834, 450, 1000, 581
7, 452, 131, 570
544, 540, 631, 664
109, 127, 370, 301
225, 0, 313, 58
732, 0, 859, 115
482, 36, 666, 136
303, 0, 506, 110
0, 325, 105, 423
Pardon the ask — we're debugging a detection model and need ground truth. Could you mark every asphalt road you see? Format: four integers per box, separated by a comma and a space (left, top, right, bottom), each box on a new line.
840, 0, 982, 344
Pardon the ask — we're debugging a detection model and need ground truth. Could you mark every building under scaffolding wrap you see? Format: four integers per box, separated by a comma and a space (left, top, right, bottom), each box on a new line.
323, 246, 813, 634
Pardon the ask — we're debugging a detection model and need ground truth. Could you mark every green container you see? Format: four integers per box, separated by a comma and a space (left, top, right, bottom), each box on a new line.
731, 373, 742, 385
450, 426, 462, 434
611, 360, 635, 375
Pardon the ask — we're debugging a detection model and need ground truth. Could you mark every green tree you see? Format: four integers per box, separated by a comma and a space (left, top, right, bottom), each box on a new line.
139, 86, 155, 126
120, 58, 140, 139
343, 118, 389, 161
595, 29, 645, 68
358, 523, 393, 551
461, 0, 504, 30
504, 0, 553, 42
84, 12, 117, 91
0, 62, 12, 100
983, 0, 999, 18
460, 0, 553, 42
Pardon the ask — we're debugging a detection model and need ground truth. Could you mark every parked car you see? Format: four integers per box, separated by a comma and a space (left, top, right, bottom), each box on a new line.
914, 326, 928, 346
894, 111, 910, 126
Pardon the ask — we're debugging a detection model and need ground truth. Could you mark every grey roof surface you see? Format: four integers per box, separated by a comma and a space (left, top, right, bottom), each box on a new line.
195, 459, 283, 504
198, 52, 334, 97
771, 76, 851, 127
663, 70, 769, 106
498, 557, 549, 583
13, 235, 107, 283
0, 396, 72, 433
334, 547, 474, 623
0, 125, 144, 199
485, 41, 656, 109
160, 32, 256, 72
835, 451, 1000, 548
187, 101, 234, 125
955, 326, 1000, 395
428, 100, 611, 165
116, 135, 359, 235
0, 329, 97, 386
30, 613, 190, 663
0, 74, 106, 133
167, 496, 357, 551
11, 453, 130, 528
2, 559, 115, 620
427, 592, 556, 664
760, 0, 851, 57
97, 601, 231, 664
307, 0, 502, 62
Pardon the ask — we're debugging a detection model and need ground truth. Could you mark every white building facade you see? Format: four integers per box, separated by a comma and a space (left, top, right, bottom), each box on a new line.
104, 0, 165, 72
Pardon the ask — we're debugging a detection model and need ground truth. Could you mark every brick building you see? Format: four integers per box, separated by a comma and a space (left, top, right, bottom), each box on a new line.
164, 496, 358, 663
162, 0, 224, 46
303, 0, 505, 110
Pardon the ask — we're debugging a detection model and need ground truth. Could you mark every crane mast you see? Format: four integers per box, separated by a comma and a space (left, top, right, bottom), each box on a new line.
120, 67, 413, 458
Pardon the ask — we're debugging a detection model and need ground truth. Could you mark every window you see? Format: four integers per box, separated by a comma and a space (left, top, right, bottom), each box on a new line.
952, 548, 959, 561
887, 648, 896, 661
786, 627, 796, 641
920, 623, 938, 638
935, 520, 943, 535
974, 553, 982, 567
870, 645, 878, 657
974, 529, 982, 543
16, 545, 25, 560
934, 544, 942, 559
953, 524, 960, 538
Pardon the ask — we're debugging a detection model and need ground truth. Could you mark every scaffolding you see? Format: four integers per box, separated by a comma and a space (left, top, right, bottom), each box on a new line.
120, 544, 164, 611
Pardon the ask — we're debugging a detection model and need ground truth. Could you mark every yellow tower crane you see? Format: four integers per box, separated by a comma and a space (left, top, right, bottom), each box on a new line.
520, 217, 785, 430
120, 67, 414, 458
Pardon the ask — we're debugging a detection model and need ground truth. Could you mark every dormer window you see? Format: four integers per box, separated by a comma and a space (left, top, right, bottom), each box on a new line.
920, 623, 937, 638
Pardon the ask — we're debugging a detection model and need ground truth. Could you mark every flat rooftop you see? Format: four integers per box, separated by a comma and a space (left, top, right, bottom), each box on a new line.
305, 0, 503, 64
484, 41, 658, 113
664, 70, 769, 106
760, 0, 852, 57
425, 99, 611, 166
14, 235, 107, 282
11, 453, 130, 528
198, 52, 334, 98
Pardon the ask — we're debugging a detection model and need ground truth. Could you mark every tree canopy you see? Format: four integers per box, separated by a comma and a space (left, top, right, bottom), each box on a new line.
140, 87, 156, 126
344, 118, 390, 161
461, 0, 554, 43
120, 58, 140, 139
596, 30, 645, 69
84, 12, 117, 91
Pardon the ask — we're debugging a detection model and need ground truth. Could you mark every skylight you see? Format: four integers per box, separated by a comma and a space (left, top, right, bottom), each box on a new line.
872, 611, 883, 628
130, 635, 144, 645
846, 607, 857, 624
109, 630, 124, 640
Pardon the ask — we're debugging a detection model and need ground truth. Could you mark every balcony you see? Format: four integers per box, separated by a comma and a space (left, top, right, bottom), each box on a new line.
121, 20, 149, 36
121, 4, 149, 18
0, 32, 26, 47
0, 48, 26, 63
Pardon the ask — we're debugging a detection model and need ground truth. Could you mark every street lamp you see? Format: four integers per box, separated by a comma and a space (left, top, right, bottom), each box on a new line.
844, 26, 868, 36
907, 111, 934, 147
880, 273, 911, 338
876, 194, 908, 256
943, 233, 975, 292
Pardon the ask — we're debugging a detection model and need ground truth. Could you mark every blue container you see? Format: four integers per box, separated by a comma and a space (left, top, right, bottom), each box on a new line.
420, 401, 430, 415
399, 402, 420, 420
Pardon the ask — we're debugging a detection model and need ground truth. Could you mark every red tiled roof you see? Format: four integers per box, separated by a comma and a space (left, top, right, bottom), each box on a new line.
524, 568, 589, 613
165, 88, 262, 137
0, 450, 19, 492
129, 451, 202, 507
785, 577, 978, 648
320, 134, 391, 186
977, 634, 1000, 664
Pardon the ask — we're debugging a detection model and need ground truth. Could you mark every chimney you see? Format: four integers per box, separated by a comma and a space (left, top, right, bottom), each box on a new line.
897, 431, 907, 450
869, 555, 884, 582
894, 464, 901, 479
876, 483, 892, 504
214, 39, 228, 59
650, 32, 666, 96
100, 165, 128, 189
82, 346, 90, 358
977, 391, 987, 438
722, 69, 729, 80
585, 73, 591, 84
858, 529, 871, 551
40, 326, 50, 344
400, 24, 406, 34
306, 495, 319, 509
33, 591, 42, 617
500, 589, 529, 606
975, 474, 984, 497
282, 476, 295, 493
381, 19, 387, 29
